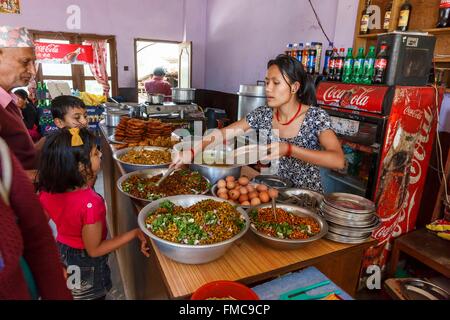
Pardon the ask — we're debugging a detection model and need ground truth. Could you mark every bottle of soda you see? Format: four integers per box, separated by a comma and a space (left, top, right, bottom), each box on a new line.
333, 48, 345, 82
352, 47, 366, 83
285, 43, 293, 56
397, 0, 412, 32
343, 48, 354, 83
302, 43, 310, 70
291, 43, 298, 59
327, 48, 338, 81
314, 42, 323, 75
362, 46, 376, 85
322, 42, 334, 77
360, 0, 372, 35
37, 81, 43, 102
373, 43, 389, 84
437, 0, 450, 28
296, 43, 304, 62
383, 1, 393, 31
307, 43, 317, 75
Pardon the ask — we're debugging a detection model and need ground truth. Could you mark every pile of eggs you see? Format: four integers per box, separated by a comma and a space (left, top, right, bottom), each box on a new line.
216, 176, 279, 206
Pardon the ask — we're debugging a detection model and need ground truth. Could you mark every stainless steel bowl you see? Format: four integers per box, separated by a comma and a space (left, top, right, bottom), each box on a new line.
252, 175, 293, 189
247, 203, 328, 250
189, 148, 243, 184
138, 195, 250, 264
117, 168, 211, 202
210, 183, 258, 210
190, 163, 242, 185
113, 146, 172, 173
280, 188, 324, 212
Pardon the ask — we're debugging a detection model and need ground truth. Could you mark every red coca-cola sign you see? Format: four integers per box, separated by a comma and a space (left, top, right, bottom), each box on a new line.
316, 82, 389, 114
35, 42, 94, 65
440, 0, 450, 9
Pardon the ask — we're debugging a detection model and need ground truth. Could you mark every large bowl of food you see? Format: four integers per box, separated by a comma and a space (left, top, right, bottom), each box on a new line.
247, 203, 328, 250
113, 146, 172, 173
138, 195, 250, 264
117, 168, 211, 202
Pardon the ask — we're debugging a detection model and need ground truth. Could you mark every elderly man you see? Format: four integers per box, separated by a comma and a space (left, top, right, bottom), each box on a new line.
0, 26, 39, 170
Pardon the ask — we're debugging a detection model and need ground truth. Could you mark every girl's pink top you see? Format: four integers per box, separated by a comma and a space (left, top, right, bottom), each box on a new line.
39, 188, 107, 249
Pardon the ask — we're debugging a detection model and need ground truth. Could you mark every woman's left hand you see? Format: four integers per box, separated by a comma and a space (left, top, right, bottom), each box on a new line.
262, 142, 290, 161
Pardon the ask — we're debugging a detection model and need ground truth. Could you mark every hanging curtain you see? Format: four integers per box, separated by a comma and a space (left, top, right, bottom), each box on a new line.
85, 39, 110, 97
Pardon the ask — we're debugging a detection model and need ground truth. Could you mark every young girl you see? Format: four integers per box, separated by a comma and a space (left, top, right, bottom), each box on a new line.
37, 128, 149, 300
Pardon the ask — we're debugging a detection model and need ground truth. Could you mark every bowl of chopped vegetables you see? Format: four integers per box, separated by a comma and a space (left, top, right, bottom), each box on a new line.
138, 195, 250, 264
247, 203, 328, 250
117, 168, 211, 202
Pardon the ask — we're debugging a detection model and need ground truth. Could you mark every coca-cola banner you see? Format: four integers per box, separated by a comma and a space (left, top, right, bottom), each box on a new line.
35, 42, 94, 65
316, 82, 390, 114
363, 86, 443, 271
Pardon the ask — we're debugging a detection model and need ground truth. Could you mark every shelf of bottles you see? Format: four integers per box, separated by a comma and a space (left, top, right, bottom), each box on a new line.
284, 40, 389, 85
36, 82, 58, 134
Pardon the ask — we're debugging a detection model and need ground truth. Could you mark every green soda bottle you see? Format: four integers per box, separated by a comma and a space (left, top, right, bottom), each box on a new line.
343, 48, 354, 83
361, 46, 376, 85
352, 48, 365, 83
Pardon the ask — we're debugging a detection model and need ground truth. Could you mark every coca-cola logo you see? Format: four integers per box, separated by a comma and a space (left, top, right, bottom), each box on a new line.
322, 85, 376, 108
403, 106, 423, 120
35, 43, 60, 54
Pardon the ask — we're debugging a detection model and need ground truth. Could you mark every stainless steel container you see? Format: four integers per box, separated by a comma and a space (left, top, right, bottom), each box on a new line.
137, 195, 250, 264
237, 83, 266, 120
147, 94, 165, 105
172, 88, 196, 104
247, 203, 328, 250
116, 168, 211, 202
113, 146, 172, 173
189, 148, 243, 184
103, 108, 129, 127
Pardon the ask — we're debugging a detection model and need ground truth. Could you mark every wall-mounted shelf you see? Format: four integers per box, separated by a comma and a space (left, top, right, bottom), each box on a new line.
423, 27, 450, 35
357, 33, 382, 39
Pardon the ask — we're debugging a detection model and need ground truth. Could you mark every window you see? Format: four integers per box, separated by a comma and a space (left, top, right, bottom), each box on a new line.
31, 31, 117, 97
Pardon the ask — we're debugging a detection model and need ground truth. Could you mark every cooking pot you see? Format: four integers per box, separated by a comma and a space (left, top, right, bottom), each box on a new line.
147, 94, 165, 105
103, 108, 129, 127
172, 88, 196, 104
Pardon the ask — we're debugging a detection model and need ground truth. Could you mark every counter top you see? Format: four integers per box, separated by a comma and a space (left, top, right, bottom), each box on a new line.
99, 124, 376, 299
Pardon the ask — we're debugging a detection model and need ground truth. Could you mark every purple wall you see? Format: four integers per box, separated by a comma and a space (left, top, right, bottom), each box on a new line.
204, 0, 347, 93
0, 0, 207, 89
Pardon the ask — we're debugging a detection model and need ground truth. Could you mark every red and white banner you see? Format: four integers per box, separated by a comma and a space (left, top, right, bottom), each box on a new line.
35, 42, 94, 65
316, 82, 390, 114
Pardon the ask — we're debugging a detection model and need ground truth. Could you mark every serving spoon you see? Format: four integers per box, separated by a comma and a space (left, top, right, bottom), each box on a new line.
154, 166, 176, 187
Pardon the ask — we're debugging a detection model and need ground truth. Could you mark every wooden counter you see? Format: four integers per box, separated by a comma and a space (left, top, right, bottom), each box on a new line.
99, 125, 376, 299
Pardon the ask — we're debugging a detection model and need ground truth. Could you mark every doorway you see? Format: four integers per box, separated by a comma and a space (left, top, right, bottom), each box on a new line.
135, 39, 192, 103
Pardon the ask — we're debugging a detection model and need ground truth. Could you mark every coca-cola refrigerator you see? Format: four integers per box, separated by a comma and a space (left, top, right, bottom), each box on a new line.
316, 81, 443, 271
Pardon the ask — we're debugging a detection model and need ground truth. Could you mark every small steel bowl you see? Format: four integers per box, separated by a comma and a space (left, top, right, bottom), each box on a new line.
117, 168, 211, 202
138, 195, 250, 264
246, 203, 328, 250
113, 146, 172, 173
279, 188, 324, 212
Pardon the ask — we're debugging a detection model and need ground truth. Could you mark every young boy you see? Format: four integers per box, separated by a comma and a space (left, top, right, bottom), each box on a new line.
51, 95, 88, 129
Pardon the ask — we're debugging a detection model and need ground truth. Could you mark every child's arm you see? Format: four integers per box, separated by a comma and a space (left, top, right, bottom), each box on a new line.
82, 223, 150, 258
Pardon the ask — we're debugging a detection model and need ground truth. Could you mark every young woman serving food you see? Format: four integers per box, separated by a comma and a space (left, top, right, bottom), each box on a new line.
173, 54, 345, 193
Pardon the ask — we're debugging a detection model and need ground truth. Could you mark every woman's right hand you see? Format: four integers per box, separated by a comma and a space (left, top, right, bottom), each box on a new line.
171, 149, 194, 168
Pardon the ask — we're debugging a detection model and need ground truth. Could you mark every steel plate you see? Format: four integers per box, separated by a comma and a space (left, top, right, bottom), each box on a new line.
324, 192, 376, 214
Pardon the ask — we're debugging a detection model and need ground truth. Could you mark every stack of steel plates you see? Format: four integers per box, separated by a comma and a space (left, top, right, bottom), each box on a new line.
319, 193, 379, 244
